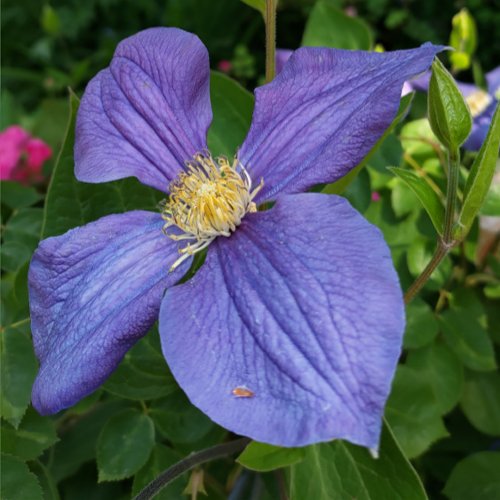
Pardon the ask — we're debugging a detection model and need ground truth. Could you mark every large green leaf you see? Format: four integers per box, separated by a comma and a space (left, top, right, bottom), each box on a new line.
96, 409, 155, 481
50, 401, 129, 482
439, 309, 496, 372
1, 208, 43, 272
444, 452, 500, 500
406, 342, 464, 414
386, 365, 448, 458
0, 323, 38, 427
389, 167, 444, 235
455, 104, 500, 239
460, 371, 500, 435
149, 391, 215, 444
1, 408, 58, 460
237, 441, 306, 472
403, 298, 439, 349
288, 423, 427, 500
0, 453, 43, 500
42, 91, 164, 239
302, 0, 373, 50
207, 71, 254, 157
0, 182, 43, 209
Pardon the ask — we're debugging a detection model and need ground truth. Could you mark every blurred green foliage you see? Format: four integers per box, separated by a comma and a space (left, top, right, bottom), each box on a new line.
1, 1, 500, 499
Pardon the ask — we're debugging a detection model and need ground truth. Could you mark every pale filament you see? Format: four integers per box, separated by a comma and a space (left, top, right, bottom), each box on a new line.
162, 152, 263, 272
466, 89, 493, 117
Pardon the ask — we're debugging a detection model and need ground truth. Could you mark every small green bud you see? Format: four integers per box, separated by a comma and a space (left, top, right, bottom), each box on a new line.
449, 9, 477, 72
428, 58, 472, 151
41, 5, 61, 37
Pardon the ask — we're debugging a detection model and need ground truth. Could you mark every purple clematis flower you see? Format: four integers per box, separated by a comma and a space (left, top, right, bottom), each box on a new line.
29, 28, 442, 449
410, 66, 500, 150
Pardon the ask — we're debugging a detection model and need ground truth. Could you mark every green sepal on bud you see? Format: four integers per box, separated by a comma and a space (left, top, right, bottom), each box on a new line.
428, 58, 472, 151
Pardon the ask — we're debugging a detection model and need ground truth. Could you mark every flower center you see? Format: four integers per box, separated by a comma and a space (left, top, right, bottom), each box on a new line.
466, 89, 493, 117
162, 152, 263, 272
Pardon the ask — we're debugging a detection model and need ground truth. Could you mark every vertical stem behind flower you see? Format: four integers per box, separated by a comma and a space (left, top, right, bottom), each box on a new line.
404, 147, 461, 304
265, 0, 277, 83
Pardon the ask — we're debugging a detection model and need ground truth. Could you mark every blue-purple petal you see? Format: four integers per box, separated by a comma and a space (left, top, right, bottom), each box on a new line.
486, 66, 500, 96
160, 193, 405, 449
275, 49, 293, 75
75, 28, 212, 192
238, 44, 443, 203
30, 211, 191, 414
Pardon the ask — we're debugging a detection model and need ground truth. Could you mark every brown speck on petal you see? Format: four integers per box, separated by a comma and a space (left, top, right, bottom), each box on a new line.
232, 386, 254, 398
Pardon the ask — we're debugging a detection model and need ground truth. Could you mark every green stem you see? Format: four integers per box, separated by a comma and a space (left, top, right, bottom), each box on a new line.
265, 0, 277, 83
443, 148, 460, 244
404, 243, 448, 304
133, 438, 251, 500
404, 148, 461, 303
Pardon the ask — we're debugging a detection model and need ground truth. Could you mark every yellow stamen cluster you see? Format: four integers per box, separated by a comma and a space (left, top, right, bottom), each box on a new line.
162, 152, 263, 272
466, 89, 493, 117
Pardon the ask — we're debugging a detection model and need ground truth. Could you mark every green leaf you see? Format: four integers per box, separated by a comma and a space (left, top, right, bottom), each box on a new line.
460, 371, 500, 436
444, 452, 500, 500
391, 178, 421, 217
96, 409, 155, 482
237, 442, 306, 472
386, 366, 449, 458
302, 0, 373, 50
406, 342, 464, 414
42, 91, 164, 239
455, 104, 500, 239
0, 454, 43, 500
342, 168, 371, 213
1, 208, 43, 272
0, 323, 38, 427
428, 58, 472, 150
449, 9, 477, 73
289, 423, 427, 500
29, 461, 60, 500
207, 71, 254, 157
1, 408, 58, 460
400, 118, 439, 156
132, 444, 185, 500
403, 298, 439, 349
480, 182, 500, 216
240, 0, 265, 16
439, 309, 496, 372
0, 182, 43, 209
389, 167, 444, 234
50, 401, 129, 482
150, 391, 214, 444
104, 330, 178, 401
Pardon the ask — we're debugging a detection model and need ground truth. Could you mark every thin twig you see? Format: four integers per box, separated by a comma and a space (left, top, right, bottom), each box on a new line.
265, 0, 277, 83
134, 438, 251, 500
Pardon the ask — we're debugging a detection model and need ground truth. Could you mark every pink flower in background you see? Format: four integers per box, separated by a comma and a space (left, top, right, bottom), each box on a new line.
217, 59, 232, 73
371, 191, 381, 202
0, 125, 52, 184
